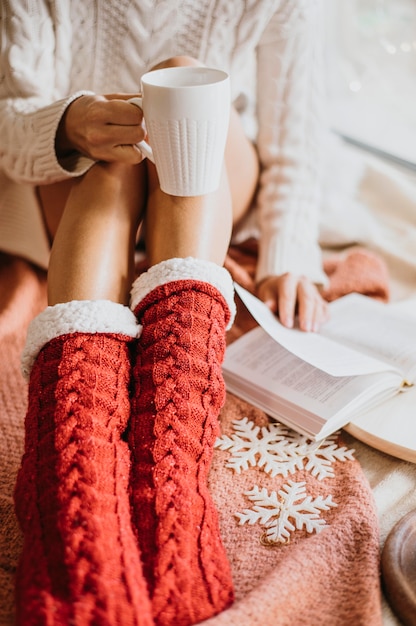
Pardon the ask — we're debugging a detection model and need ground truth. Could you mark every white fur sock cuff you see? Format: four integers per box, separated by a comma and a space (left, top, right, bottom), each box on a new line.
130, 257, 236, 329
21, 300, 141, 380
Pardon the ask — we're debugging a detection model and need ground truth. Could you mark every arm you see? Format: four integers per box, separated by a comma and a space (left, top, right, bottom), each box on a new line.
0, 1, 97, 183
255, 0, 328, 329
0, 2, 145, 185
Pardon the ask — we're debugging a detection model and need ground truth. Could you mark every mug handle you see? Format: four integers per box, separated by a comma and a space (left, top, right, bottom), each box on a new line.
128, 97, 155, 163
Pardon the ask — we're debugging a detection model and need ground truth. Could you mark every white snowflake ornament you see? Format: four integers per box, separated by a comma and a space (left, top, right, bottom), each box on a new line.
299, 436, 355, 480
215, 417, 354, 480
235, 481, 337, 545
215, 417, 300, 477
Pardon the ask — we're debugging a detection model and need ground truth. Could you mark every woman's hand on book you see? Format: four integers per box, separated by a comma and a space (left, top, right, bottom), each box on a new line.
256, 273, 329, 332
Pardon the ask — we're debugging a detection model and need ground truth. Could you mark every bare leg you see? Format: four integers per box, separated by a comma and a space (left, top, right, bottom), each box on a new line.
43, 161, 146, 306
18, 169, 154, 625
145, 109, 258, 266
128, 55, 260, 626
144, 165, 231, 265
144, 109, 258, 266
144, 62, 258, 264
225, 106, 259, 225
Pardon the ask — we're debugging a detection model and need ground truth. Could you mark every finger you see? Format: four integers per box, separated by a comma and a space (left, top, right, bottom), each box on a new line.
112, 144, 147, 164
109, 123, 146, 145
277, 274, 298, 328
105, 100, 145, 125
297, 279, 320, 332
87, 99, 144, 126
257, 282, 278, 313
92, 123, 145, 146
82, 140, 147, 165
83, 124, 146, 162
315, 298, 330, 330
309, 297, 329, 332
104, 93, 141, 101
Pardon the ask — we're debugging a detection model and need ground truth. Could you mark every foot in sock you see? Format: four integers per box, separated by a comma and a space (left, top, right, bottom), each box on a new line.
128, 258, 235, 626
14, 301, 154, 626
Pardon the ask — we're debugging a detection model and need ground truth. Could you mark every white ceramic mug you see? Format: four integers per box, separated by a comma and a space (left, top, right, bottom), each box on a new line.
129, 66, 230, 196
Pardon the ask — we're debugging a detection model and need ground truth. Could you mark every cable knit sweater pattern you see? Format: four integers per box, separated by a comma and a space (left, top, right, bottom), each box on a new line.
0, 0, 327, 284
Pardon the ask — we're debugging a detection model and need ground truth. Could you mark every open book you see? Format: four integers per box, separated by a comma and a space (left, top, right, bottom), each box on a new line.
223, 285, 416, 442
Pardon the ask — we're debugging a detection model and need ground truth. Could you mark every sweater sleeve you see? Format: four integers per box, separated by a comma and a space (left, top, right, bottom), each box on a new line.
0, 1, 95, 184
254, 0, 328, 286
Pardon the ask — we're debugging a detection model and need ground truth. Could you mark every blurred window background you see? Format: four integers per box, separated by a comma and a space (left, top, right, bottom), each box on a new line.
324, 0, 416, 170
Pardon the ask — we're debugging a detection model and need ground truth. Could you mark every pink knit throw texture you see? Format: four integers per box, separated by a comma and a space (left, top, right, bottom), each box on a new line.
14, 332, 154, 626
0, 251, 385, 625
129, 280, 234, 626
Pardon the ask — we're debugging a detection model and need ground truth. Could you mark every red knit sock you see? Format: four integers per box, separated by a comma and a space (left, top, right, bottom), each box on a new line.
14, 333, 154, 626
129, 278, 234, 626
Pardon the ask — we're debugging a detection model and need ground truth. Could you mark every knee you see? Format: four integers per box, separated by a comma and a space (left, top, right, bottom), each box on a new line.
74, 161, 147, 217
88, 161, 143, 188
150, 55, 204, 71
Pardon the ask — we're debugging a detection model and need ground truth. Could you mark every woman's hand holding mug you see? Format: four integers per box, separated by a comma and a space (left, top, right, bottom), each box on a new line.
55, 93, 147, 164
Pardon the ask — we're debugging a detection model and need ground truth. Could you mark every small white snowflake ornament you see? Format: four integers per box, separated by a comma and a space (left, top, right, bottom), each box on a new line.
215, 417, 354, 480
301, 436, 355, 480
235, 481, 337, 545
214, 417, 299, 477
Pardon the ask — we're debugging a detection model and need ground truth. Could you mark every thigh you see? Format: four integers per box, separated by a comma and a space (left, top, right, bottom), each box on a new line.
38, 178, 75, 242
47, 161, 148, 304
143, 107, 259, 267
145, 106, 259, 224
225, 108, 259, 224
38, 162, 149, 243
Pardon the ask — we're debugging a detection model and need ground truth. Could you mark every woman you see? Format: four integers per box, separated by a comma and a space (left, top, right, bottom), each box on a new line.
0, 1, 328, 624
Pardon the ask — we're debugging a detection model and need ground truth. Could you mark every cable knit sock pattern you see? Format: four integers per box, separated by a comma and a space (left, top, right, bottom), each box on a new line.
129, 279, 234, 626
14, 333, 154, 626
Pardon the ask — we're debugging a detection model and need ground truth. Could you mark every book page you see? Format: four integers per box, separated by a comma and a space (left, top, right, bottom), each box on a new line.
234, 284, 398, 378
323, 294, 416, 379
223, 326, 401, 438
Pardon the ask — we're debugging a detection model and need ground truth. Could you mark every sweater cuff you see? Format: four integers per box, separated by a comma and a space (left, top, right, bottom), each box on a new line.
255, 229, 328, 287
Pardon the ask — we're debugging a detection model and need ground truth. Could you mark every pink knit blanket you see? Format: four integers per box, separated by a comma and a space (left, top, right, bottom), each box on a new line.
0, 248, 388, 625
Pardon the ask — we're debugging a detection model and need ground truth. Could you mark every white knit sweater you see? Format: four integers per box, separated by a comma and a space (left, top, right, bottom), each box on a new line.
0, 0, 327, 285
